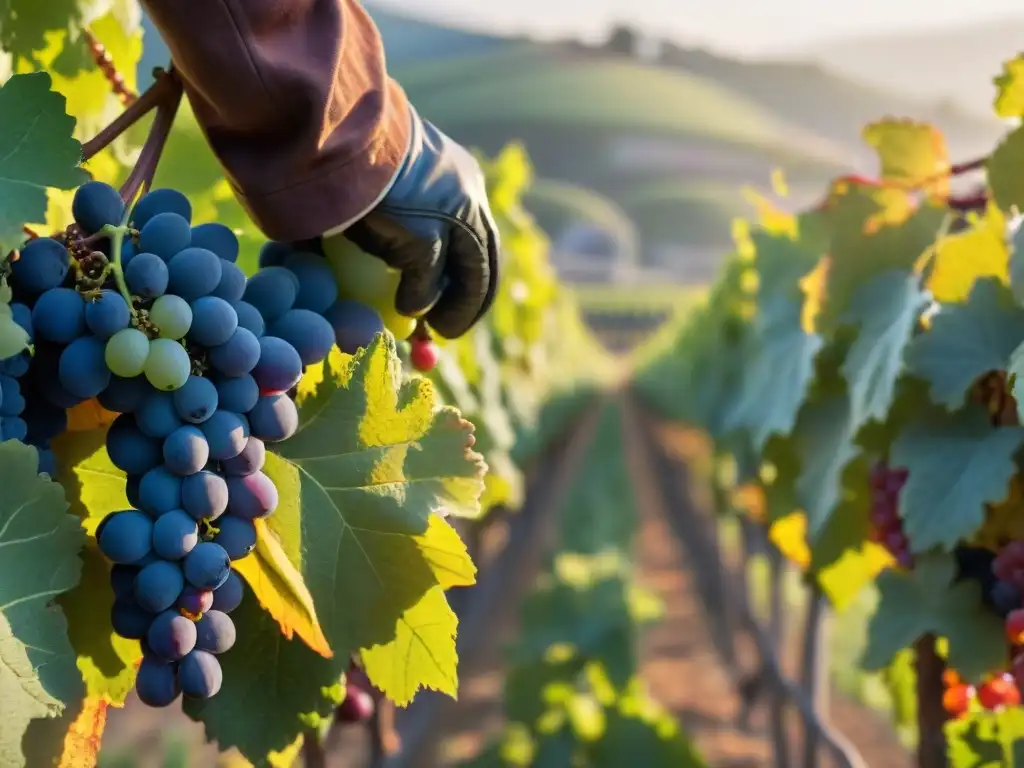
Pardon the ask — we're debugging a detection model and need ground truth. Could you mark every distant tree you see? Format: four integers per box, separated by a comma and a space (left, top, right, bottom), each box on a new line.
604, 24, 637, 57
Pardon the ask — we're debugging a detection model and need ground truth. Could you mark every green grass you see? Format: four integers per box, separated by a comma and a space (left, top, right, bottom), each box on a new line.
523, 178, 639, 262
403, 56, 844, 162
619, 181, 750, 247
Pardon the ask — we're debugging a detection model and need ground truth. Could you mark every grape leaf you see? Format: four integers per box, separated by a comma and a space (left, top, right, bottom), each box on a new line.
0, 441, 85, 768
792, 392, 859, 539
839, 269, 927, 431
862, 553, 1004, 681
0, 0, 81, 63
0, 278, 31, 360
188, 336, 483, 761
928, 203, 1009, 304
988, 125, 1024, 214
232, 517, 331, 659
904, 278, 1024, 410
947, 709, 1024, 768
723, 295, 822, 451
861, 118, 949, 197
891, 405, 1024, 552
589, 694, 709, 768
995, 55, 1024, 119
51, 423, 128, 536
0, 73, 88, 257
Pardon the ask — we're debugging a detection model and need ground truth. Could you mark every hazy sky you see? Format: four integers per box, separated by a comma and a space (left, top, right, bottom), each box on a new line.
375, 0, 1024, 55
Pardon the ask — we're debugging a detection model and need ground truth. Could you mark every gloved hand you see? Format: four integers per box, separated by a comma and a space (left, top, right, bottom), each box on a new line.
341, 107, 499, 339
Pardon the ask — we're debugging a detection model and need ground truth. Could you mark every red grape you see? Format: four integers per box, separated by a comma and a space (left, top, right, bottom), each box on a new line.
410, 339, 438, 373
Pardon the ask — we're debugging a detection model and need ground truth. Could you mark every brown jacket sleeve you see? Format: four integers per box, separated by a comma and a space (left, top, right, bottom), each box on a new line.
141, 0, 411, 241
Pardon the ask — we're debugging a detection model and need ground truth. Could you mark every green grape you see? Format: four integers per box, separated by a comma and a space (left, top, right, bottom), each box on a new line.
323, 236, 400, 305
373, 300, 416, 340
106, 328, 151, 377
150, 295, 193, 339
144, 338, 191, 391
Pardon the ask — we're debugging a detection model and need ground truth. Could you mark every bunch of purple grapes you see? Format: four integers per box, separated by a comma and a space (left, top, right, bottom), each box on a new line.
868, 460, 912, 569
16, 180, 392, 706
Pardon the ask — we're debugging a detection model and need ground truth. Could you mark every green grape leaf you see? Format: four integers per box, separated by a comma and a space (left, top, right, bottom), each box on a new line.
0, 278, 31, 360
891, 404, 1024, 552
589, 694, 709, 768
51, 422, 128, 536
0, 441, 86, 768
994, 55, 1024, 119
862, 553, 1005, 681
188, 336, 484, 760
862, 118, 949, 196
989, 125, 1024, 214
0, 73, 88, 256
840, 270, 928, 430
59, 546, 141, 705
946, 706, 1024, 767
793, 392, 859, 539
0, 0, 81, 63
905, 278, 1024, 410
723, 295, 822, 451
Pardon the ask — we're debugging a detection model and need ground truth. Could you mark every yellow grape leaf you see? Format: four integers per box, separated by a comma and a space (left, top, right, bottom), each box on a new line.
56, 696, 107, 768
52, 423, 127, 535
232, 515, 332, 659
66, 399, 118, 432
994, 55, 1024, 118
182, 335, 483, 763
59, 546, 142, 706
989, 125, 1024, 214
361, 586, 459, 705
769, 511, 809, 569
862, 119, 950, 197
927, 202, 1009, 303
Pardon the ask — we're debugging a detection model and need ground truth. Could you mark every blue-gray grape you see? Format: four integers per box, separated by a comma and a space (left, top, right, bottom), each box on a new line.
98, 510, 154, 564
168, 247, 222, 301
248, 394, 298, 442
188, 296, 237, 348
152, 509, 199, 560
284, 251, 338, 314
232, 300, 266, 337
138, 467, 183, 517
211, 570, 244, 613
147, 609, 197, 661
183, 542, 232, 590
136, 391, 184, 438
325, 300, 384, 354
173, 376, 218, 424
106, 415, 163, 476
268, 308, 334, 366
163, 425, 210, 475
111, 599, 153, 640
181, 470, 229, 521
135, 656, 180, 708
139, 212, 191, 262
178, 649, 223, 699
72, 181, 124, 235
85, 290, 131, 339
214, 516, 257, 560
33, 288, 85, 344
134, 559, 185, 613
212, 260, 246, 303
125, 252, 170, 298
208, 327, 260, 377
13, 237, 70, 295
58, 336, 111, 398
220, 437, 266, 477
243, 266, 298, 323
199, 410, 249, 460
252, 336, 302, 394
214, 374, 259, 414
190, 223, 239, 263
195, 610, 236, 654
132, 188, 192, 229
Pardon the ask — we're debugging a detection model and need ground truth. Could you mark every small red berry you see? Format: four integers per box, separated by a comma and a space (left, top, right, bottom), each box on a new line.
978, 674, 1019, 710
1007, 609, 1024, 644
942, 682, 974, 717
410, 339, 438, 373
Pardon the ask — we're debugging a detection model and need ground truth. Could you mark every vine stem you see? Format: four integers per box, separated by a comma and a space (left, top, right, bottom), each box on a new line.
914, 634, 948, 768
82, 29, 137, 105
81, 68, 181, 162
118, 75, 184, 204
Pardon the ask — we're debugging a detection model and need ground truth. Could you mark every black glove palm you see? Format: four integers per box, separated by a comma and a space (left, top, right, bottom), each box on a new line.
343, 108, 499, 339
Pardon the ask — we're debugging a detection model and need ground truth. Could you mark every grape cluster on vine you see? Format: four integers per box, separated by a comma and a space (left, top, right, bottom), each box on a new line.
4, 178, 438, 707
868, 460, 912, 569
